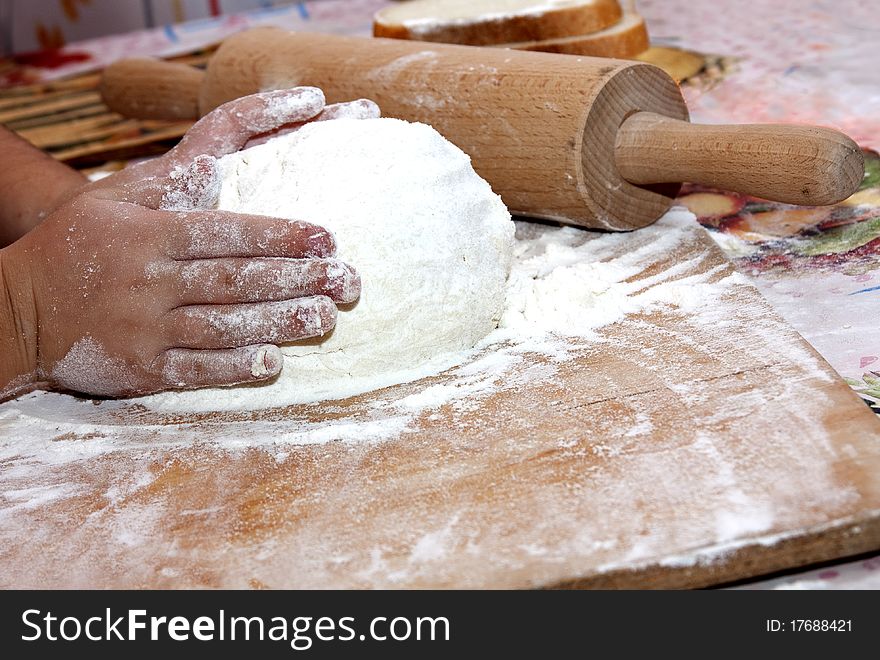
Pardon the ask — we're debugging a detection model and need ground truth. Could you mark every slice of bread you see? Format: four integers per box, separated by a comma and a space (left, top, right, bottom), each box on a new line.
373, 0, 623, 46
501, 10, 649, 59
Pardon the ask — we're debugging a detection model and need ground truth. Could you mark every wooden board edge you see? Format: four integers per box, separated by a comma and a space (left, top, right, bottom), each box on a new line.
546, 511, 880, 589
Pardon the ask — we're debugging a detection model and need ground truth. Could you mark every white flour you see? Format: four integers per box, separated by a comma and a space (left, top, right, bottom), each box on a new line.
499, 215, 733, 338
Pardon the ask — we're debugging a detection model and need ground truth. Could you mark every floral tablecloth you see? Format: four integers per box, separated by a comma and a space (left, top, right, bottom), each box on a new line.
641, 0, 880, 589
641, 0, 880, 420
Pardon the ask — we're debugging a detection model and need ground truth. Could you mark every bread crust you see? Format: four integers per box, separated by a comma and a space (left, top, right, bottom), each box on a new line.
505, 13, 649, 58
373, 0, 623, 46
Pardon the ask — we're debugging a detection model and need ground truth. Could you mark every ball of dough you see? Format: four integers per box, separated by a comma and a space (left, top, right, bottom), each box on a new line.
152, 117, 513, 410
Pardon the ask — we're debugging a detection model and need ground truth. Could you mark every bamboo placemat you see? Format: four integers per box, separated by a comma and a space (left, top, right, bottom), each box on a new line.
0, 49, 216, 170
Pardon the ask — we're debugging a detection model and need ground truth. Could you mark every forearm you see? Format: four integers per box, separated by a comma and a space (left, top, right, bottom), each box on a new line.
0, 247, 39, 398
0, 127, 87, 247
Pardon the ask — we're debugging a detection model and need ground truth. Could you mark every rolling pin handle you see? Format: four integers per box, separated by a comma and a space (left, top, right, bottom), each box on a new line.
100, 58, 205, 121
614, 112, 864, 206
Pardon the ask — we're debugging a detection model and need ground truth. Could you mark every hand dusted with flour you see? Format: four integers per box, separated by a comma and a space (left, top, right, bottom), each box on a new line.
145, 118, 515, 410
0, 88, 366, 399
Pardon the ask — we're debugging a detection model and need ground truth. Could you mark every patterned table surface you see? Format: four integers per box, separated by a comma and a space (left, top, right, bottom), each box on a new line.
1, 0, 878, 588
639, 0, 880, 589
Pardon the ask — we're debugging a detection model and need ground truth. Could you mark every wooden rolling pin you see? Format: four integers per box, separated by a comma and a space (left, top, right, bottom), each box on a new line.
101, 29, 864, 231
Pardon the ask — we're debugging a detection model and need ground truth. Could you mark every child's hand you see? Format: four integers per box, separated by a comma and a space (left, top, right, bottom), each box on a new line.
0, 87, 377, 398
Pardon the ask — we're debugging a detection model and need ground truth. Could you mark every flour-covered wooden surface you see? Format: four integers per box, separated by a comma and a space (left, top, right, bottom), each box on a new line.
2, 214, 878, 589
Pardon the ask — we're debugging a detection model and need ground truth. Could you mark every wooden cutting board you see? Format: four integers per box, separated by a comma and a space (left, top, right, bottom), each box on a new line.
1, 217, 879, 589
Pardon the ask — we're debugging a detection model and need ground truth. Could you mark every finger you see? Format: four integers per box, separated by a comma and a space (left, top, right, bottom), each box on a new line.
112, 95, 375, 208
171, 87, 325, 162
156, 344, 283, 390
164, 209, 336, 259
244, 99, 381, 148
318, 99, 381, 122
166, 296, 336, 349
175, 257, 361, 305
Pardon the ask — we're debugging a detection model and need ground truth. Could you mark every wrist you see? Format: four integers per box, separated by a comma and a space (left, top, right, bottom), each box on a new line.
0, 245, 40, 398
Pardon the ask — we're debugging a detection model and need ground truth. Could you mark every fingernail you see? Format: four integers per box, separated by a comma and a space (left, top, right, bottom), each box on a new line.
325, 259, 361, 303
297, 296, 337, 338
251, 345, 282, 378
257, 87, 325, 131
358, 99, 381, 118
305, 227, 336, 257
321, 98, 381, 121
